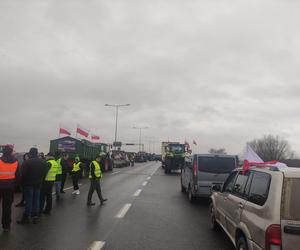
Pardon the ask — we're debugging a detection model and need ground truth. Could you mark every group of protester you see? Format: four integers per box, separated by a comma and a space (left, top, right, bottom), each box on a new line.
0, 145, 107, 232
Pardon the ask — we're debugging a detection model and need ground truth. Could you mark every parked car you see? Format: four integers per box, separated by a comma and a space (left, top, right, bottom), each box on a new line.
112, 151, 130, 168
181, 154, 238, 202
210, 165, 300, 250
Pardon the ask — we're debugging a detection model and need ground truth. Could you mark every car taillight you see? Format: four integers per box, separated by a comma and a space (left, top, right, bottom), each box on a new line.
266, 224, 281, 250
193, 161, 197, 177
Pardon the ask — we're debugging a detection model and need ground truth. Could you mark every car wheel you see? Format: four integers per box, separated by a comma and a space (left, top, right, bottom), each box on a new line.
210, 203, 219, 231
236, 237, 248, 250
188, 186, 195, 203
181, 176, 186, 193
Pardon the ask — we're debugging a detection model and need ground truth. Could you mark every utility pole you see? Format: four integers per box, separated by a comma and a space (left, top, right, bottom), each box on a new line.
133, 126, 149, 152
105, 104, 130, 149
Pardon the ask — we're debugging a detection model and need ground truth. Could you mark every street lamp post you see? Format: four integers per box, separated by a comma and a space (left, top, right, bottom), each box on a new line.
105, 103, 130, 149
133, 126, 148, 152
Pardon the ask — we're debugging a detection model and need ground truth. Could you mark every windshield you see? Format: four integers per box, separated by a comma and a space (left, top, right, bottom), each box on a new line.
198, 157, 236, 174
170, 145, 184, 153
282, 178, 300, 221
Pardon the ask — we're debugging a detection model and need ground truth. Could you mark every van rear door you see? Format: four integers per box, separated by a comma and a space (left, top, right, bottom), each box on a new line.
281, 177, 300, 250
197, 156, 237, 195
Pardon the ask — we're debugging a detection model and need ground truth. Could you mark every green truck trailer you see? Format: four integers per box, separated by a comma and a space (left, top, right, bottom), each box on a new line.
49, 136, 110, 171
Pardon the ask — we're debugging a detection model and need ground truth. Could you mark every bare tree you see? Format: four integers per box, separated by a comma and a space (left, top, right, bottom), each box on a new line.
209, 148, 227, 154
248, 135, 294, 162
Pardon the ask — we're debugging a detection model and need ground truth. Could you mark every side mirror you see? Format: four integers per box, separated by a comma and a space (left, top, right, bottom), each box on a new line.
212, 184, 222, 192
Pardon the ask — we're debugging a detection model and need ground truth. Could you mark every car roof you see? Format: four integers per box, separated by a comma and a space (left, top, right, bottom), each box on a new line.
194, 154, 237, 158
235, 166, 300, 178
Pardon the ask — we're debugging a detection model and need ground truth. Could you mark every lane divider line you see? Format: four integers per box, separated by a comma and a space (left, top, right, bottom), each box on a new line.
146, 176, 151, 180
133, 189, 142, 197
110, 171, 121, 175
142, 181, 148, 186
115, 203, 132, 218
87, 241, 105, 250
52, 184, 82, 195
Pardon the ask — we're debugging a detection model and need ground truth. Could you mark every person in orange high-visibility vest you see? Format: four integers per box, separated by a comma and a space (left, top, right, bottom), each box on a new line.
0, 145, 19, 232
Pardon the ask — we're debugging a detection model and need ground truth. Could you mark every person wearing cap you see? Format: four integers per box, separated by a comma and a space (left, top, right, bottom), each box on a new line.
87, 155, 107, 206
17, 148, 48, 225
0, 145, 20, 232
40, 153, 57, 215
71, 156, 82, 195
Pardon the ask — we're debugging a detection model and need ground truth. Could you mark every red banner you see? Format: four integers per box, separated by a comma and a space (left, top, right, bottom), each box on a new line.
91, 135, 100, 140
76, 127, 89, 138
59, 127, 71, 136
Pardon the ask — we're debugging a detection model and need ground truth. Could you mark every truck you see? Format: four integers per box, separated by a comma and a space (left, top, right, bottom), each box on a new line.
161, 142, 186, 174
49, 136, 111, 172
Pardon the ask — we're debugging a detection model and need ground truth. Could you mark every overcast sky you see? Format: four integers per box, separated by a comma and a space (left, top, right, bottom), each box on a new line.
1, 0, 300, 155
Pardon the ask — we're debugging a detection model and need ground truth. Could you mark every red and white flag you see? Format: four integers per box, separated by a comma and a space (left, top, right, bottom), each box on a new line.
91, 134, 100, 141
243, 144, 287, 172
193, 140, 197, 145
76, 125, 89, 138
59, 126, 71, 136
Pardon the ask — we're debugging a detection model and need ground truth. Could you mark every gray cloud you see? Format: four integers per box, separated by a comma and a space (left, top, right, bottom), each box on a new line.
1, 0, 300, 155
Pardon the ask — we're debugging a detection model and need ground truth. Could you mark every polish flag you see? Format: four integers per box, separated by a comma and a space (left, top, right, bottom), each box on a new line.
193, 140, 197, 145
91, 134, 100, 140
76, 125, 89, 138
243, 144, 287, 172
59, 127, 71, 136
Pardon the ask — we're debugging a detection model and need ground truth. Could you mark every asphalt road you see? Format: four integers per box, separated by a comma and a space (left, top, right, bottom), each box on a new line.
0, 162, 235, 250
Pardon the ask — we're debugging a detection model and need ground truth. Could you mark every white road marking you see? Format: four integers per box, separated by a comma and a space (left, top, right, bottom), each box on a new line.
52, 184, 82, 195
142, 181, 148, 186
87, 241, 105, 250
146, 176, 151, 180
115, 203, 132, 218
111, 171, 121, 175
133, 189, 142, 197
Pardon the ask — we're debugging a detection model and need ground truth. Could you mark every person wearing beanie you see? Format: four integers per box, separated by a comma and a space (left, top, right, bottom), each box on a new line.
0, 145, 20, 232
17, 147, 48, 225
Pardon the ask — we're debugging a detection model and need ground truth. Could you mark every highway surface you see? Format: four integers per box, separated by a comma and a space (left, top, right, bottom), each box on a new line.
0, 162, 234, 250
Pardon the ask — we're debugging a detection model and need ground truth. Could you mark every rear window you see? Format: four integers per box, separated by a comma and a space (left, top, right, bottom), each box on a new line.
198, 156, 236, 174
282, 178, 300, 221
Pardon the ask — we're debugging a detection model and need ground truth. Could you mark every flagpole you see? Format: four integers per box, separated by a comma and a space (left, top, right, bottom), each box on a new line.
58, 124, 61, 138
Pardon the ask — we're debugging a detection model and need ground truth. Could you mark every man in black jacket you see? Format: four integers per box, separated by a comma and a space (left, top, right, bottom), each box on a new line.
87, 155, 107, 206
0, 145, 20, 232
60, 153, 69, 193
17, 148, 48, 224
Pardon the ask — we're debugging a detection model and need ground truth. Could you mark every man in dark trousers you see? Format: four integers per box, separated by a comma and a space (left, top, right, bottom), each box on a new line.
60, 153, 69, 193
40, 153, 57, 215
54, 151, 62, 200
17, 148, 48, 224
71, 156, 82, 195
0, 145, 19, 232
87, 155, 107, 206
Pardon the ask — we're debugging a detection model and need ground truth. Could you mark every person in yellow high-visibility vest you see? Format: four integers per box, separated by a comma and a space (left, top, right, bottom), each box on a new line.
87, 155, 107, 206
40, 153, 57, 215
71, 156, 82, 195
